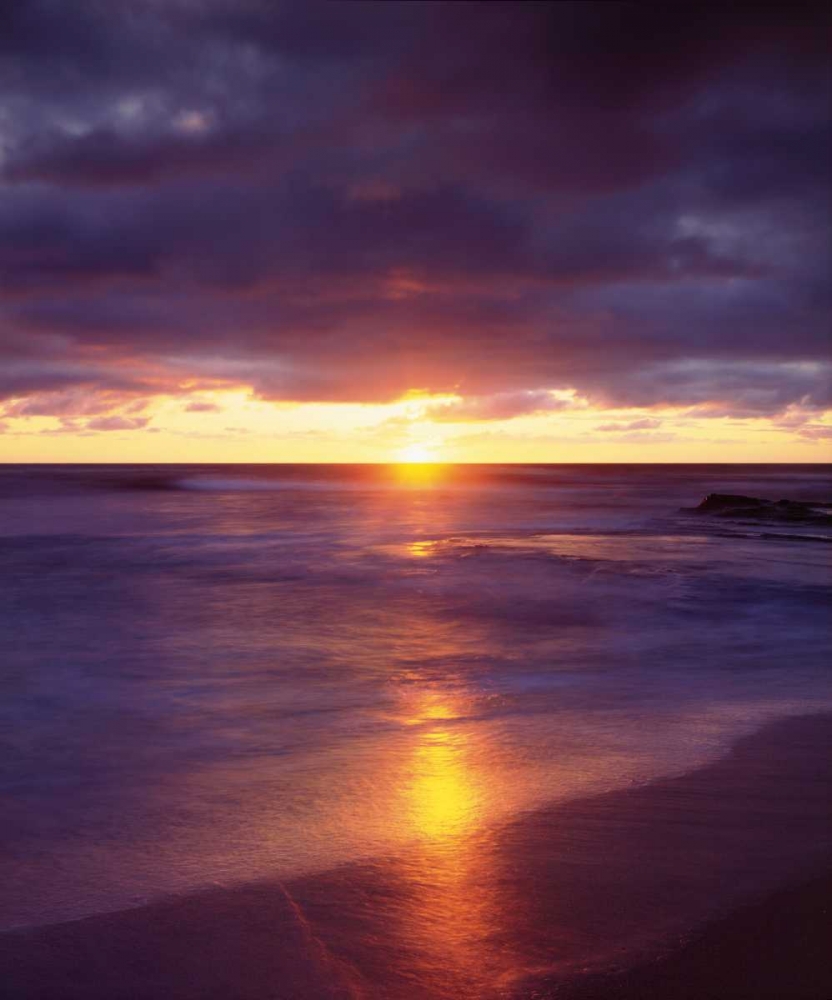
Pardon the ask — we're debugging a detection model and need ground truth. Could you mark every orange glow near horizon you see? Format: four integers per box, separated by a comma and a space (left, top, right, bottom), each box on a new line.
0, 386, 830, 463
396, 442, 441, 463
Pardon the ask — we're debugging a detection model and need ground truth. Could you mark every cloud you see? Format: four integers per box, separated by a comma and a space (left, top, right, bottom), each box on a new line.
3, 127, 280, 188
0, 356, 150, 403
595, 418, 663, 432
615, 431, 678, 444
0, 0, 828, 425
425, 391, 572, 422
1, 388, 149, 418
184, 400, 222, 413
84, 415, 150, 432
798, 424, 832, 440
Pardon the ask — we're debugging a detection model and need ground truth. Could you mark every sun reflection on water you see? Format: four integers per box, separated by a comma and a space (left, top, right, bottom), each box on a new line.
391, 460, 445, 488
408, 728, 481, 841
400, 694, 487, 848
406, 539, 438, 559
393, 690, 519, 996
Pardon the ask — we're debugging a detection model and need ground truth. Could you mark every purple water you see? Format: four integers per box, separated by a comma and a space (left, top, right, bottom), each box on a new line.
1, 464, 830, 933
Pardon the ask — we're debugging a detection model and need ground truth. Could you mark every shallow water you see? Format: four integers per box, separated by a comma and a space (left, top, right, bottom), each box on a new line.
1, 464, 830, 935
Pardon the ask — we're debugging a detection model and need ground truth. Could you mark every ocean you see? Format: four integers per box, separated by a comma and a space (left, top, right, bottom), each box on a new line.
1, 463, 831, 991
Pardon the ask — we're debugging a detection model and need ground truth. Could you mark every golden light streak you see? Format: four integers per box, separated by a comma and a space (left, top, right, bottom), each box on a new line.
391, 688, 525, 995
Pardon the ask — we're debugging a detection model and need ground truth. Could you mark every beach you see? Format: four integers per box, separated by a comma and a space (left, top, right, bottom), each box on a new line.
1, 464, 830, 997
2, 713, 830, 998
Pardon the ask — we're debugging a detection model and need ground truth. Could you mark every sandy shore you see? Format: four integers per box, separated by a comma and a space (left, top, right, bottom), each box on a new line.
548, 871, 832, 1000
2, 714, 830, 999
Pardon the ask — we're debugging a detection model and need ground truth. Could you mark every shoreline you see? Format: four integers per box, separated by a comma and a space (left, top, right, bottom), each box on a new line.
2, 712, 831, 998
546, 870, 832, 999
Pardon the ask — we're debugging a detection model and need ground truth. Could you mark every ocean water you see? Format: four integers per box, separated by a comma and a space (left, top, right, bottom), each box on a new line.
1, 463, 830, 938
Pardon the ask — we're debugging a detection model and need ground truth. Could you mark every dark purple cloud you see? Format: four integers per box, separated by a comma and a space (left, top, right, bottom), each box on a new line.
4, 127, 281, 188
0, 1, 830, 422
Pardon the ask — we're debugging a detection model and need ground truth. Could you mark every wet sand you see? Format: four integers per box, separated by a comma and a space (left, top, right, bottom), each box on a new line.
550, 871, 832, 1000
2, 714, 830, 999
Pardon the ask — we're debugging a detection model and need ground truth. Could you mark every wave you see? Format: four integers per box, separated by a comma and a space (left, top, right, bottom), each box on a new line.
33, 469, 359, 494
175, 476, 298, 492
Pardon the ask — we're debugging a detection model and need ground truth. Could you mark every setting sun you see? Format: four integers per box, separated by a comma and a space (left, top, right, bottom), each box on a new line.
397, 443, 439, 463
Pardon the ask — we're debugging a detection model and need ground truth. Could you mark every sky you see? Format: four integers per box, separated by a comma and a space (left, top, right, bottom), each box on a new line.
0, 0, 830, 463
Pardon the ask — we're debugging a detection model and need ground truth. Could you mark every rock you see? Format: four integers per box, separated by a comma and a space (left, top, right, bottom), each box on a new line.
695, 494, 766, 513
685, 493, 832, 523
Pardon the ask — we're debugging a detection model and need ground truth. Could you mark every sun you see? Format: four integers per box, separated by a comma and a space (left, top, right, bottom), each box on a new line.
397, 443, 438, 463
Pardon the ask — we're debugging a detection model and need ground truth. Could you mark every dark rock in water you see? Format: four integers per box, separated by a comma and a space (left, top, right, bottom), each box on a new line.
685, 494, 832, 523
695, 494, 766, 513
